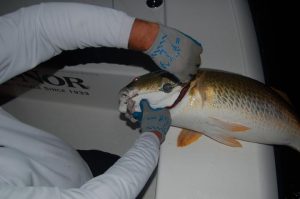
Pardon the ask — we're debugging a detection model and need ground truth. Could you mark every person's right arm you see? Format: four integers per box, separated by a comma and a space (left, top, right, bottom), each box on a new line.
0, 3, 202, 85
0, 2, 134, 84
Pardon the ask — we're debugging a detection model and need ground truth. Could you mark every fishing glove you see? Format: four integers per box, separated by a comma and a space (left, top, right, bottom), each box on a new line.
145, 24, 203, 83
134, 99, 171, 143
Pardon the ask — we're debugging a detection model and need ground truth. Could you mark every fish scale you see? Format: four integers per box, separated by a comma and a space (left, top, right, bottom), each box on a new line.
199, 71, 293, 125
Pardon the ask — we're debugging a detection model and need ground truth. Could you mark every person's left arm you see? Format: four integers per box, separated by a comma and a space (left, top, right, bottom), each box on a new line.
0, 106, 160, 199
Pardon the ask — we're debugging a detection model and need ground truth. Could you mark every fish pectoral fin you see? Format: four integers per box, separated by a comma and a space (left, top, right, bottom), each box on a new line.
208, 134, 242, 147
209, 117, 250, 132
177, 128, 202, 147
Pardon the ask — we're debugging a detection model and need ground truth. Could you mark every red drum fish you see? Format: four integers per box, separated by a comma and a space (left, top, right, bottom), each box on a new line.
119, 69, 300, 151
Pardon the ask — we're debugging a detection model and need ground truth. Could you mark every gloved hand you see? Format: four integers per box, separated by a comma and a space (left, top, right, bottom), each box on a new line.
133, 99, 171, 143
145, 24, 203, 83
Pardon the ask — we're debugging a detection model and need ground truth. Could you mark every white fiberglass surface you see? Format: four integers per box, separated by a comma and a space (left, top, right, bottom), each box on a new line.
1, 63, 147, 155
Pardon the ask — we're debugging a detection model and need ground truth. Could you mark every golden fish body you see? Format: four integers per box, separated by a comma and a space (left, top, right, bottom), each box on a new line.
119, 69, 300, 151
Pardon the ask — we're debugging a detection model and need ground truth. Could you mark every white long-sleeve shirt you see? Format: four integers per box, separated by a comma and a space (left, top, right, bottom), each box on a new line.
0, 3, 160, 199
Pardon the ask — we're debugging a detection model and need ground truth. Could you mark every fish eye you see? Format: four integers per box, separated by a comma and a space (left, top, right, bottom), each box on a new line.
161, 83, 174, 93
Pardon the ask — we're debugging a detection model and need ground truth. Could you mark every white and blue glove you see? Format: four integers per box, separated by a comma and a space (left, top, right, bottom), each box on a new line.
133, 99, 171, 143
146, 24, 203, 83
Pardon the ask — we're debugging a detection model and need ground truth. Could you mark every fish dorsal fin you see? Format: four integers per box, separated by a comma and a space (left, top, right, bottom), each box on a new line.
177, 129, 202, 147
209, 117, 250, 132
271, 87, 293, 105
208, 134, 242, 147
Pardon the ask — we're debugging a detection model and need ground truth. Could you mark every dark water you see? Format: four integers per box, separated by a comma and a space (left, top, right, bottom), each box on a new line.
248, 1, 300, 198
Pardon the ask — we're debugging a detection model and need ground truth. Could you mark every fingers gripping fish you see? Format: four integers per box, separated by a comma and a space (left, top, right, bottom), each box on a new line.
119, 69, 300, 151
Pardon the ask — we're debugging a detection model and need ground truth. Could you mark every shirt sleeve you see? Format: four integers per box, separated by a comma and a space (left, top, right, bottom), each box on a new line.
0, 2, 135, 84
80, 132, 160, 199
0, 129, 160, 199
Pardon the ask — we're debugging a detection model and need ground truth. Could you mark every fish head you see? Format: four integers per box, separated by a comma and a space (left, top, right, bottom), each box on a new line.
119, 70, 189, 122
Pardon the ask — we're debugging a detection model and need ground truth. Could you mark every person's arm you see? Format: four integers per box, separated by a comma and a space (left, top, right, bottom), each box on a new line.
0, 2, 135, 84
0, 106, 160, 199
0, 128, 160, 199
0, 2, 202, 85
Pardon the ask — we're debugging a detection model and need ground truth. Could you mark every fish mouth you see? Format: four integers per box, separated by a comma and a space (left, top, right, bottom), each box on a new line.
125, 96, 138, 122
119, 89, 139, 122
119, 83, 190, 123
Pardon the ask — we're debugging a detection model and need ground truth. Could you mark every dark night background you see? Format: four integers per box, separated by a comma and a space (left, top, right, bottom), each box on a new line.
248, 1, 300, 198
